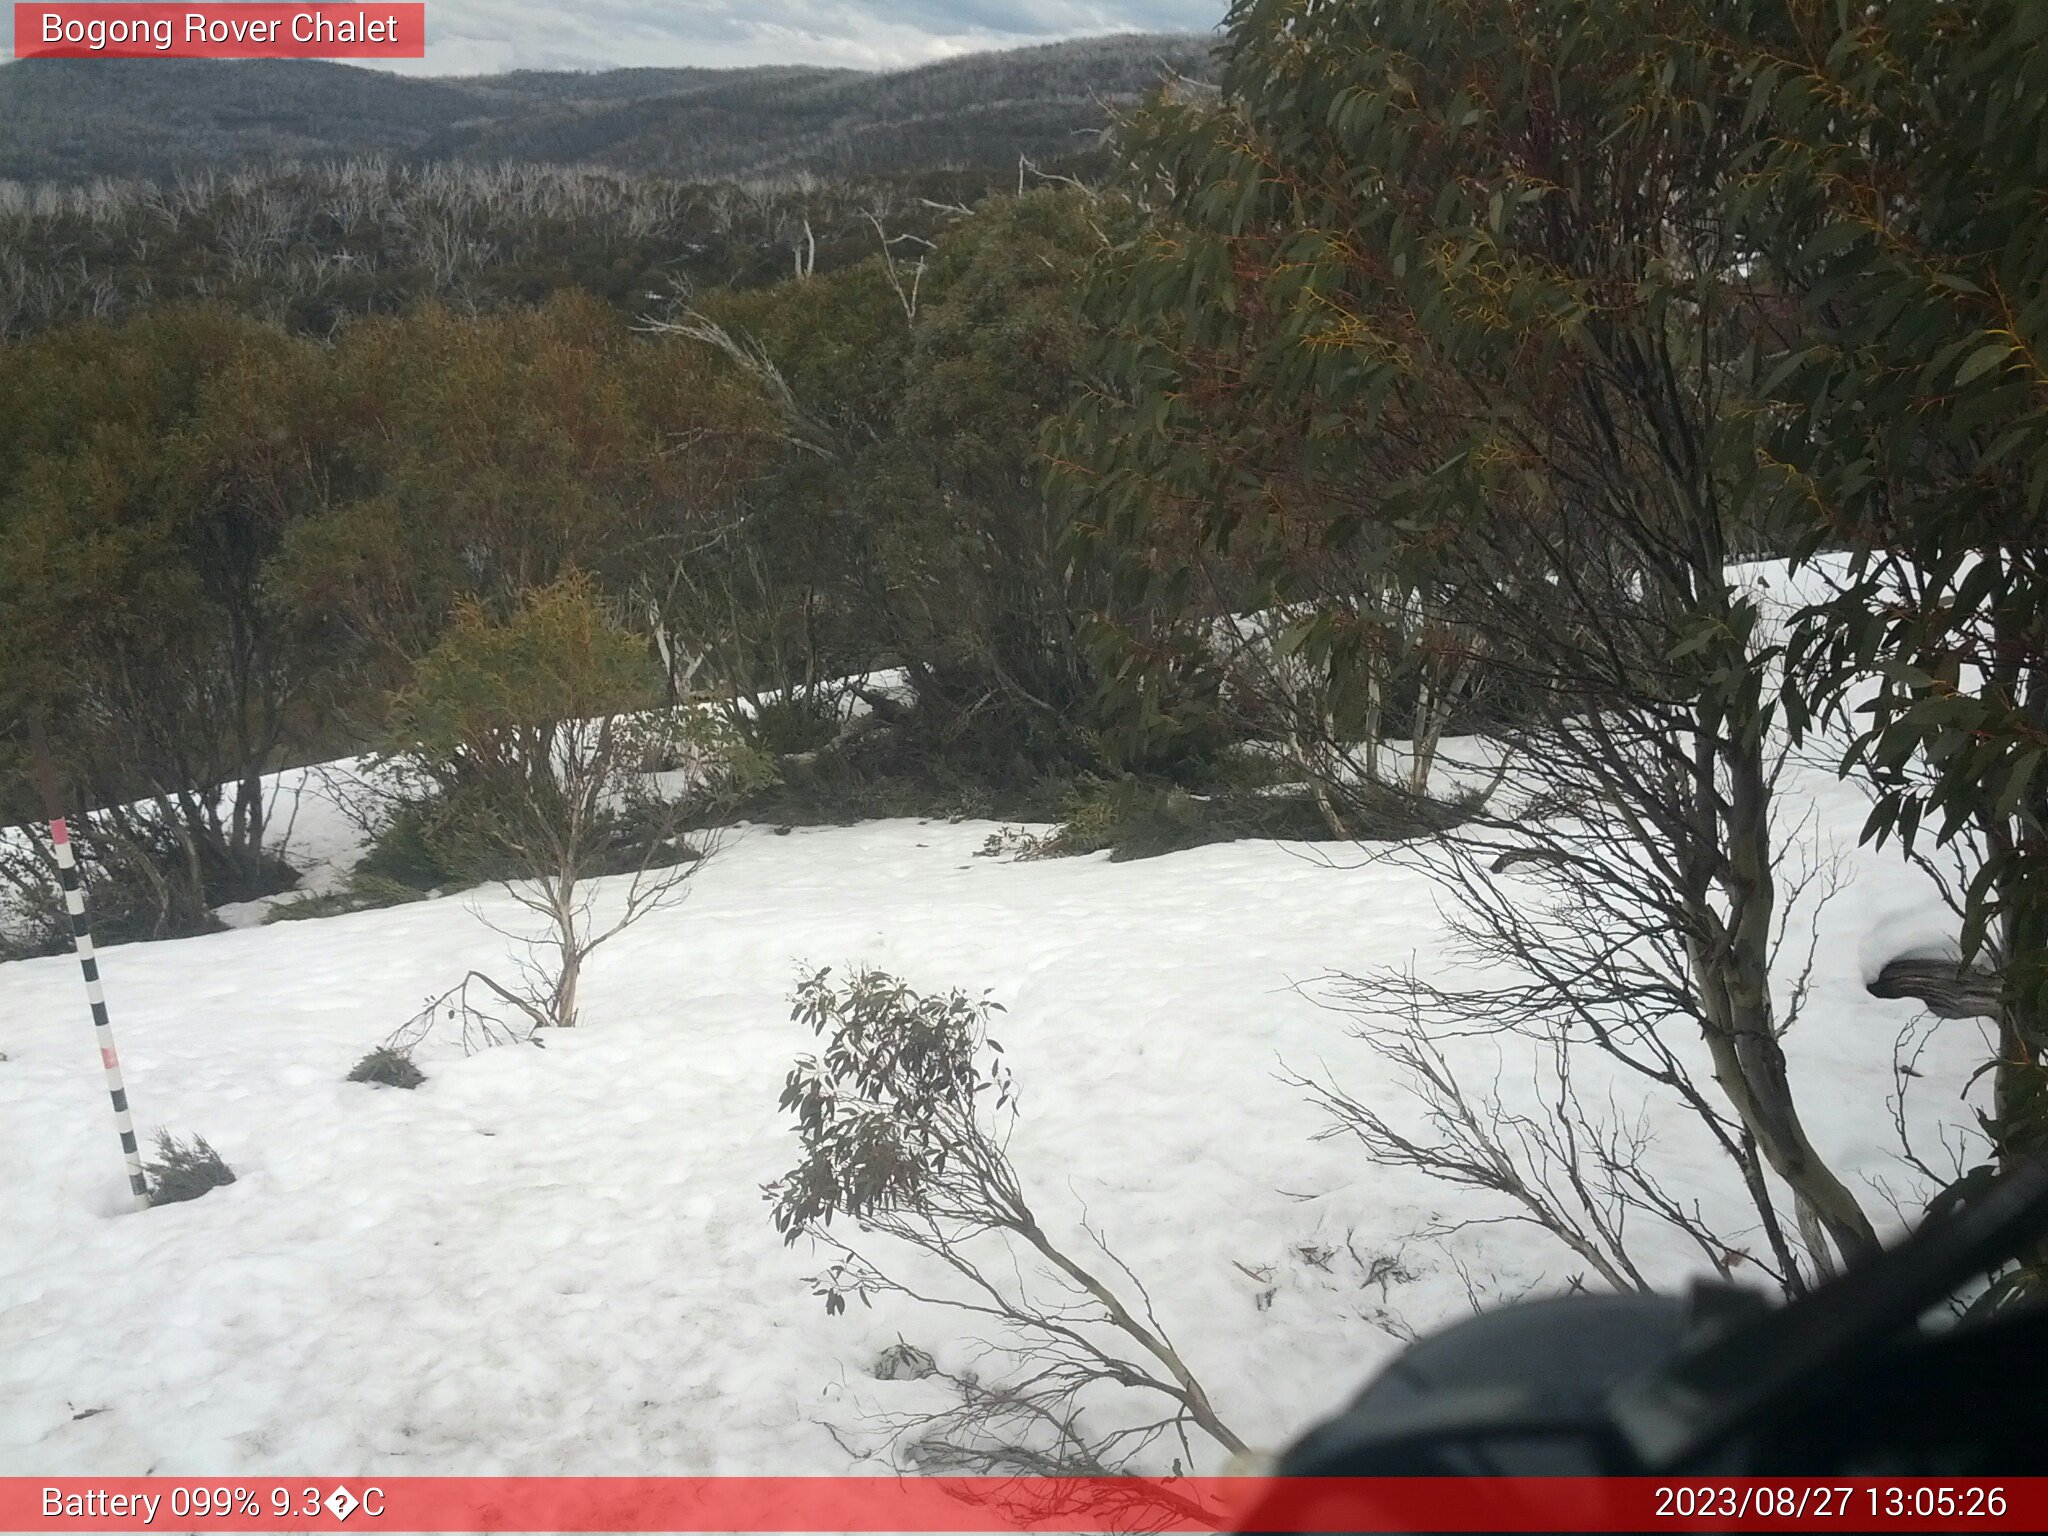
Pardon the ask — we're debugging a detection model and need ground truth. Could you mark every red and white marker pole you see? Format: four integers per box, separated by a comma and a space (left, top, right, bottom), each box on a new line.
28, 717, 150, 1210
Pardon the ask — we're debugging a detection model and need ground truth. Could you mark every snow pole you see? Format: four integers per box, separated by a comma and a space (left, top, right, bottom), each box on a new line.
27, 716, 151, 1211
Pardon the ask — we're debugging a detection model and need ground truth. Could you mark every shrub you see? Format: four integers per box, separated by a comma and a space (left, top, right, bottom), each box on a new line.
1037, 777, 1338, 862
588, 801, 705, 878
348, 1047, 426, 1089
354, 788, 524, 893
144, 1131, 236, 1206
870, 1341, 938, 1381
766, 967, 1245, 1481
0, 873, 69, 961
374, 575, 761, 1032
738, 694, 844, 757
358, 780, 707, 895
0, 829, 247, 954
1024, 772, 1491, 862
722, 707, 1078, 830
264, 874, 424, 924
353, 798, 457, 891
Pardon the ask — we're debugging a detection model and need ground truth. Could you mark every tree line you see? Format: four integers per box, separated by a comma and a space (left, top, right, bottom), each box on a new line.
0, 158, 1051, 340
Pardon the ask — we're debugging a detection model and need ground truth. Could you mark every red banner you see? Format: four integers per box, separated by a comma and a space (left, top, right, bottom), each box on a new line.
12, 5, 425, 59
2, 1476, 2044, 1532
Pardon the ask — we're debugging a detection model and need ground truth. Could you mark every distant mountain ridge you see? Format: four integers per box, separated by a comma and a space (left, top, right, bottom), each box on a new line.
0, 33, 1219, 185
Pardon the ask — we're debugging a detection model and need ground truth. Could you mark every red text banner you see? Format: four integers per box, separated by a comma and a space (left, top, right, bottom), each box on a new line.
3, 1476, 2045, 1532
13, 5, 426, 59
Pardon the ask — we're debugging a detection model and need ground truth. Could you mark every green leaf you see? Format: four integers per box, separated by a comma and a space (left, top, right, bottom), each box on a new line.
1997, 750, 2043, 819
1954, 341, 2013, 386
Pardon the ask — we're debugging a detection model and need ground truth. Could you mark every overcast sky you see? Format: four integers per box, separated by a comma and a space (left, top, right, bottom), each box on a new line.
6, 2, 1224, 74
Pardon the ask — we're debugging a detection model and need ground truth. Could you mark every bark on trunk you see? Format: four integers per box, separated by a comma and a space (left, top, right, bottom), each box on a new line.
1692, 732, 1880, 1271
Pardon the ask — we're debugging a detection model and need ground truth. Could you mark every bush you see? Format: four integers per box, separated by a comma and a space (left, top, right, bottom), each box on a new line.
1037, 777, 1339, 862
354, 790, 516, 893
263, 892, 357, 924
1197, 742, 1299, 793
348, 1046, 426, 1089
765, 966, 1246, 1478
870, 1341, 939, 1381
353, 798, 456, 891
359, 779, 711, 893
1023, 771, 1493, 862
588, 801, 706, 877
0, 874, 69, 961
264, 873, 424, 924
0, 830, 251, 955
738, 694, 844, 757
721, 704, 1079, 829
144, 1131, 236, 1206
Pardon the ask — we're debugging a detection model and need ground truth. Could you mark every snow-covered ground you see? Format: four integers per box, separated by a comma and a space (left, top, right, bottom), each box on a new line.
0, 755, 1986, 1476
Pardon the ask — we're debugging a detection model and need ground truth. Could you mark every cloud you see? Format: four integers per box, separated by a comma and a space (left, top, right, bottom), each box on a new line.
0, 0, 1219, 75
356, 1, 1221, 74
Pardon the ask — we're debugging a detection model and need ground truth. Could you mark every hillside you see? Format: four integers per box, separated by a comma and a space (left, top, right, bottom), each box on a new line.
0, 33, 1218, 184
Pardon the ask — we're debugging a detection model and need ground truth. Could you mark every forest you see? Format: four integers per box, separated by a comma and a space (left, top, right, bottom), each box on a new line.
2, 0, 2046, 1484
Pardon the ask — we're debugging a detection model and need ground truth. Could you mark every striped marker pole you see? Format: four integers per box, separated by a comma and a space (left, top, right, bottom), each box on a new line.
28, 717, 151, 1210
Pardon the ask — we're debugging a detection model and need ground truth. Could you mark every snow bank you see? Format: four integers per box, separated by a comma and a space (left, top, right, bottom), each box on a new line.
0, 747, 1981, 1476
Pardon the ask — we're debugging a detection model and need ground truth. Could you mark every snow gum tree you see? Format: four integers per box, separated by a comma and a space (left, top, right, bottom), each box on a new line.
1727, 0, 2048, 1303
277, 293, 766, 691
1059, 0, 1881, 1283
659, 192, 1175, 784
383, 572, 761, 1032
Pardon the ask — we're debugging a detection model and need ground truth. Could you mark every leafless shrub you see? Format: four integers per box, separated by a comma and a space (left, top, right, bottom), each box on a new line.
1297, 795, 1851, 1298
1295, 986, 1765, 1294
382, 971, 548, 1057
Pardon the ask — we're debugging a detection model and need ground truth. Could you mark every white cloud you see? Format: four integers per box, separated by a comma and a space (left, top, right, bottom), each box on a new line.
349, 1, 1218, 74
0, 0, 1218, 75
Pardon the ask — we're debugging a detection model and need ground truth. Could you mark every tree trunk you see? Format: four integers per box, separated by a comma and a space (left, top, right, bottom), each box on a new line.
1693, 728, 1880, 1272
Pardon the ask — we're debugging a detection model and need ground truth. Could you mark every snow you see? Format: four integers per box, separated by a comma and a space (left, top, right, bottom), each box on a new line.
0, 471, 1995, 1536
0, 752, 1986, 1477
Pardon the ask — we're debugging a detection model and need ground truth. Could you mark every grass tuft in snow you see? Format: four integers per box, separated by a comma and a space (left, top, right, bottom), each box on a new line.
144, 1131, 237, 1206
347, 1046, 427, 1090
869, 1341, 938, 1381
